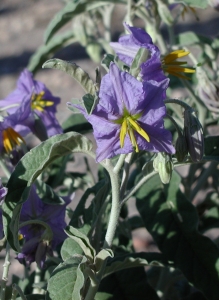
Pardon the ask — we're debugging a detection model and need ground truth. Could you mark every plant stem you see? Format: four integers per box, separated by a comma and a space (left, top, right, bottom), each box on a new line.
122, 170, 157, 204
1, 242, 11, 300
11, 284, 27, 300
114, 154, 126, 173
33, 266, 41, 294
85, 159, 121, 300
103, 159, 121, 248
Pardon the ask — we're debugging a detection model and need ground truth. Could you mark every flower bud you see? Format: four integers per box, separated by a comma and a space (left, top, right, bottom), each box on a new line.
175, 135, 188, 162
153, 152, 173, 184
183, 109, 204, 162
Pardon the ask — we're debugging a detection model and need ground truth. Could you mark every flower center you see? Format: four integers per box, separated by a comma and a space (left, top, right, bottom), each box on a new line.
2, 127, 25, 153
31, 91, 54, 112
115, 108, 150, 152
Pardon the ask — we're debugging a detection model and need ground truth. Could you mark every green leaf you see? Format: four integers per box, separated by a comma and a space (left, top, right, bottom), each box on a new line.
35, 180, 65, 205
82, 93, 99, 114
44, 0, 126, 44
179, 0, 208, 8
62, 113, 91, 134
128, 215, 144, 230
199, 206, 219, 232
176, 31, 212, 47
65, 225, 96, 262
69, 178, 110, 231
136, 172, 219, 300
28, 30, 76, 73
204, 136, 219, 156
95, 249, 114, 273
104, 252, 165, 277
95, 292, 113, 300
61, 238, 83, 261
86, 42, 102, 63
98, 266, 160, 300
130, 48, 149, 78
156, 0, 173, 25
101, 54, 115, 71
2, 132, 94, 251
46, 255, 86, 300
42, 59, 96, 95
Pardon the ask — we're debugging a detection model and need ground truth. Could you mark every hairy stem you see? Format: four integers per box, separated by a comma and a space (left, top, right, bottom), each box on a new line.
1, 242, 11, 300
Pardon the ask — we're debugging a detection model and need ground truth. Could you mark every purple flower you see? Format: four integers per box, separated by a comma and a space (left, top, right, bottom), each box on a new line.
0, 100, 32, 154
74, 63, 175, 162
0, 208, 4, 240
17, 185, 70, 268
0, 69, 62, 138
110, 24, 195, 81
110, 23, 166, 82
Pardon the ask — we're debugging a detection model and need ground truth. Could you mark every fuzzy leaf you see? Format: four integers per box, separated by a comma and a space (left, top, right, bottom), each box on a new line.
82, 93, 98, 114
179, 0, 208, 8
95, 249, 114, 273
104, 252, 165, 277
101, 54, 115, 71
98, 265, 160, 300
46, 255, 86, 300
130, 48, 149, 78
44, 0, 126, 43
61, 238, 83, 261
136, 172, 219, 299
2, 132, 94, 251
65, 225, 96, 262
42, 59, 96, 95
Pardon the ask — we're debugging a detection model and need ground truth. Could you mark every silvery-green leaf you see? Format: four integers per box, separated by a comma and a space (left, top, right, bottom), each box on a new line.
65, 226, 96, 262
46, 255, 87, 300
95, 249, 114, 272
61, 238, 83, 261
104, 252, 165, 278
42, 59, 96, 95
130, 48, 149, 78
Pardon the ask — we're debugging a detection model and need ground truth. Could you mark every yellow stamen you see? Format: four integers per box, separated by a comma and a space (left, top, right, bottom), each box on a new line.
31, 91, 54, 112
2, 127, 25, 153
117, 111, 150, 152
128, 126, 139, 152
162, 50, 195, 80
128, 117, 150, 142
164, 50, 190, 64
120, 120, 127, 148
18, 234, 23, 241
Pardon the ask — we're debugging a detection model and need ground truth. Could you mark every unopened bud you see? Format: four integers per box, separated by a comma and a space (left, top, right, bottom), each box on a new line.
175, 135, 188, 162
153, 152, 173, 184
184, 109, 204, 162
